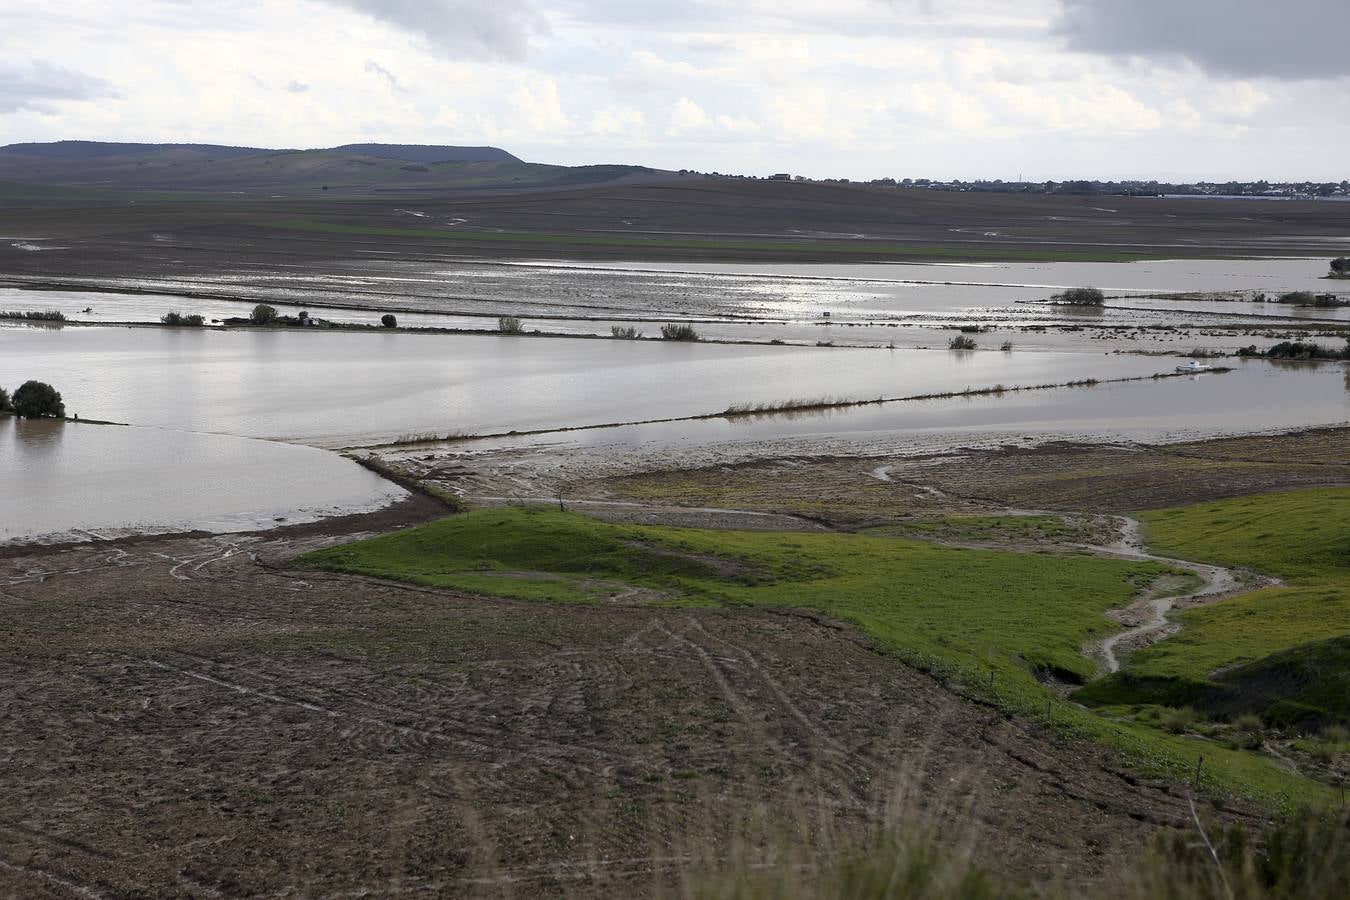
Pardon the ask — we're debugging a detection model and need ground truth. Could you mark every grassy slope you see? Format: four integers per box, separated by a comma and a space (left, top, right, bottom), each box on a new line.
1130, 488, 1350, 679
302, 507, 1329, 805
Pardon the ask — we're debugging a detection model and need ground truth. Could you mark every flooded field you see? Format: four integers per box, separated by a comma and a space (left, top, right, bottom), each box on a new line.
3, 325, 1192, 447
3, 255, 1346, 541
0, 416, 402, 543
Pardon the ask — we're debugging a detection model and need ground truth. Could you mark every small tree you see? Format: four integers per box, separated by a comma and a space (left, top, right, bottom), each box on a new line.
250, 303, 280, 325
12, 380, 65, 418
0, 386, 11, 413
1330, 257, 1349, 276
162, 311, 184, 325
381, 313, 398, 328
1057, 286, 1105, 306
498, 316, 525, 334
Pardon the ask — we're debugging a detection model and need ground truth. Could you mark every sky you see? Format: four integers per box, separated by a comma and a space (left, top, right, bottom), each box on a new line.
1, 0, 1347, 182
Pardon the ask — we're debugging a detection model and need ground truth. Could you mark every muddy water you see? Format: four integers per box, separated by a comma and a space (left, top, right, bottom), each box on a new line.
1, 325, 1185, 447
465, 358, 1349, 453
0, 417, 403, 543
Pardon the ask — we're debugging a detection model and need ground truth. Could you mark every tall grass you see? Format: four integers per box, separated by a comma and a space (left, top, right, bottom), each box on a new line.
498, 315, 526, 334
0, 309, 65, 322
611, 325, 644, 339
948, 335, 977, 350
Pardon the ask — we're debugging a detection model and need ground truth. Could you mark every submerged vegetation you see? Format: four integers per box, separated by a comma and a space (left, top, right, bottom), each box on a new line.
1055, 286, 1106, 306
661, 322, 701, 341
10, 380, 65, 418
1237, 340, 1350, 360
0, 308, 65, 322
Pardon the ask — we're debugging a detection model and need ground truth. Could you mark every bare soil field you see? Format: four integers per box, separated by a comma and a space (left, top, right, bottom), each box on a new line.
2, 496, 1263, 898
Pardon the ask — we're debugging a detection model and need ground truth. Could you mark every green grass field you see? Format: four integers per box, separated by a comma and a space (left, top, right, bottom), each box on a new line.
1077, 489, 1350, 736
301, 505, 1337, 805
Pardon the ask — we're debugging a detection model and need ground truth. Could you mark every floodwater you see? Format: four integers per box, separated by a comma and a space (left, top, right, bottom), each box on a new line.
6, 256, 1345, 340
3, 325, 1185, 447
0, 416, 403, 543
455, 359, 1350, 467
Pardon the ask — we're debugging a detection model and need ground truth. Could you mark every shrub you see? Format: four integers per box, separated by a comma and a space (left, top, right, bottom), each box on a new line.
183, 314, 205, 327
498, 315, 525, 334
11, 380, 65, 419
1058, 286, 1105, 306
1331, 257, 1349, 276
1233, 713, 1263, 732
1276, 291, 1314, 304
610, 325, 642, 339
250, 303, 280, 325
381, 314, 398, 328
161, 311, 204, 326
1161, 706, 1197, 734
948, 334, 978, 350
0, 309, 65, 322
660, 323, 700, 341
0, 386, 10, 412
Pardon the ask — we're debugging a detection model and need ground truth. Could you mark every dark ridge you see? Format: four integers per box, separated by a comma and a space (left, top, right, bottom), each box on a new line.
0, 140, 282, 159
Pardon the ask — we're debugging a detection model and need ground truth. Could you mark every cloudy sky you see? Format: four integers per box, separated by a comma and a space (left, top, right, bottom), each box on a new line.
1, 0, 1347, 181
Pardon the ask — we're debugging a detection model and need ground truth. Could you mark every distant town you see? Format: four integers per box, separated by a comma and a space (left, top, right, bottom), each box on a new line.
684, 169, 1350, 199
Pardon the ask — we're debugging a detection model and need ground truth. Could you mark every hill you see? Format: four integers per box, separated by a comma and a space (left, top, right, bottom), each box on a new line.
0, 140, 667, 193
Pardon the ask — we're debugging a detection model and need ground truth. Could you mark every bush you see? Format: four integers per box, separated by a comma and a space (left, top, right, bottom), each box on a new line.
1276, 291, 1314, 304
1057, 286, 1105, 306
11, 380, 65, 419
610, 325, 642, 339
1161, 706, 1197, 734
1331, 257, 1349, 276
183, 314, 205, 327
161, 311, 204, 326
660, 323, 700, 341
381, 314, 398, 328
250, 303, 280, 325
948, 334, 978, 350
498, 315, 525, 334
0, 386, 10, 412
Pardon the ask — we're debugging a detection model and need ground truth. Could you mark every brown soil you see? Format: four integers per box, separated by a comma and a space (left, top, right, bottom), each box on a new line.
1, 522, 1258, 898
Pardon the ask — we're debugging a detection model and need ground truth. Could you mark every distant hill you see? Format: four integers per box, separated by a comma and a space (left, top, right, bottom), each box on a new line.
328, 144, 519, 164
0, 140, 665, 193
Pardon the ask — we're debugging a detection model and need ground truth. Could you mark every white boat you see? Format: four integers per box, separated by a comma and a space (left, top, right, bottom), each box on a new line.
1175, 361, 1213, 373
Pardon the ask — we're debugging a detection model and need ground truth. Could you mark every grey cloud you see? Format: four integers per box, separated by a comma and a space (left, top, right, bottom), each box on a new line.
1056, 0, 1350, 80
316, 0, 545, 60
364, 60, 407, 93
0, 60, 117, 114
286, 80, 311, 93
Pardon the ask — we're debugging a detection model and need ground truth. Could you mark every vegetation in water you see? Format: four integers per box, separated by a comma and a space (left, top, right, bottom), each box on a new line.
948, 334, 978, 350
610, 324, 642, 339
11, 380, 65, 418
1055, 286, 1106, 306
250, 303, 279, 325
497, 315, 525, 334
0, 308, 66, 322
380, 313, 397, 327
661, 323, 701, 341
161, 311, 205, 326
1237, 340, 1349, 360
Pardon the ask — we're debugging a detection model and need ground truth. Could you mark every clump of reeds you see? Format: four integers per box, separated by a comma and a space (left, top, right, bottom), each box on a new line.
0, 309, 65, 322
948, 335, 978, 350
611, 325, 643, 339
498, 315, 526, 334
